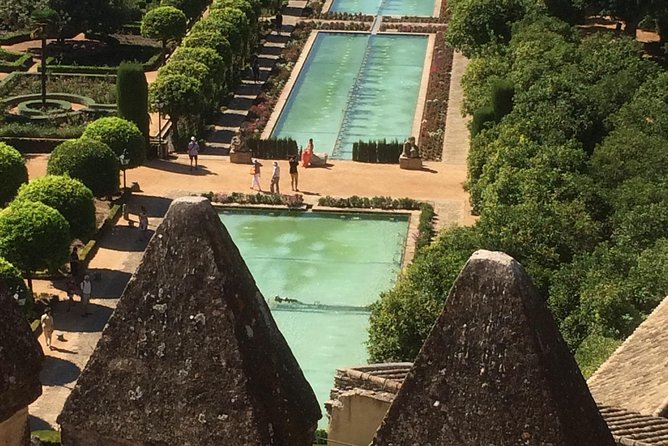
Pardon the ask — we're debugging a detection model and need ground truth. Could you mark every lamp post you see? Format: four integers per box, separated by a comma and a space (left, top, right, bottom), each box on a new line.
119, 149, 130, 190
156, 101, 164, 159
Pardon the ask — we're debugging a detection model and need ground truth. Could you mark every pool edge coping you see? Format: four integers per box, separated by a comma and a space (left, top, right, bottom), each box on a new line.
212, 202, 420, 269
413, 33, 435, 144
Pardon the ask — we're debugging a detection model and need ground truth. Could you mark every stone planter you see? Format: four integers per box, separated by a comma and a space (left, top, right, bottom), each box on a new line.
399, 156, 422, 170
230, 151, 253, 164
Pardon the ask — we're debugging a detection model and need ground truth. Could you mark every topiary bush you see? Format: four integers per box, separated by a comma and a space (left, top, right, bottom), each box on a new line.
0, 200, 70, 286
141, 6, 187, 51
0, 142, 28, 206
47, 138, 120, 197
82, 116, 146, 167
15, 175, 96, 240
117, 63, 150, 156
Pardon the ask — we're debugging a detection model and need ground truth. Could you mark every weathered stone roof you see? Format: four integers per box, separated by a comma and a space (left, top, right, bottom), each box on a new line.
58, 197, 321, 445
589, 295, 668, 418
371, 250, 615, 446
333, 365, 668, 445
0, 284, 43, 422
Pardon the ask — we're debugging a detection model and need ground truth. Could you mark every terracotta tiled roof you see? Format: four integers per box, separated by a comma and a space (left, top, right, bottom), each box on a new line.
588, 296, 668, 418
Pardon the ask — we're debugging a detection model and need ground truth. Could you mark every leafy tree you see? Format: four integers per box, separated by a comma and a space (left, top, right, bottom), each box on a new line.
446, 0, 532, 57
158, 59, 215, 104
0, 200, 70, 289
169, 46, 226, 81
574, 333, 622, 378
0, 142, 28, 206
0, 0, 49, 32
149, 74, 202, 142
31, 7, 60, 108
15, 175, 96, 240
160, 0, 205, 19
141, 6, 187, 52
47, 138, 119, 197
117, 63, 150, 153
82, 116, 146, 167
181, 31, 233, 65
49, 0, 129, 36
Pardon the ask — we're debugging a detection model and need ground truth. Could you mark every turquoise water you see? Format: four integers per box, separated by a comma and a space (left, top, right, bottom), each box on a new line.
331, 0, 435, 16
271, 33, 428, 159
218, 209, 408, 423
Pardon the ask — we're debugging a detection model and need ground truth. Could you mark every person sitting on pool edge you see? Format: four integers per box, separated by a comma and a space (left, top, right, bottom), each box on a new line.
302, 138, 314, 167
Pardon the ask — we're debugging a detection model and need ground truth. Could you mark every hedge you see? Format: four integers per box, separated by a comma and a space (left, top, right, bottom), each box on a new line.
247, 137, 298, 159
47, 138, 120, 196
82, 116, 146, 167
45, 51, 164, 74
352, 139, 403, 163
0, 142, 28, 205
0, 32, 32, 45
0, 49, 33, 73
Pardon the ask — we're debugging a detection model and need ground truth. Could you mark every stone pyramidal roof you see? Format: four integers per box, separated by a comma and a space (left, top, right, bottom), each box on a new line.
371, 250, 616, 446
0, 284, 43, 423
58, 197, 321, 445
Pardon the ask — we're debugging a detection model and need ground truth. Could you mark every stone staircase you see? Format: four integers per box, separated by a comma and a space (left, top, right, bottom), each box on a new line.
204, 2, 306, 155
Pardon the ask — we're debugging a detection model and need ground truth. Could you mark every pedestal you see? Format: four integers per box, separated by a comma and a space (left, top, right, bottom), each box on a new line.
399, 156, 422, 170
230, 151, 253, 164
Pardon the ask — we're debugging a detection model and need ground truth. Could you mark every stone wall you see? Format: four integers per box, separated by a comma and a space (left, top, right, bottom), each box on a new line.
0, 407, 29, 446
327, 390, 392, 446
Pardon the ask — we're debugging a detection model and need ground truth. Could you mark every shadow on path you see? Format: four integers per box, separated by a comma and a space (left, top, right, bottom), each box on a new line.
52, 302, 113, 332
95, 225, 153, 252
85, 268, 132, 298
40, 356, 81, 386
143, 159, 217, 176
29, 415, 53, 431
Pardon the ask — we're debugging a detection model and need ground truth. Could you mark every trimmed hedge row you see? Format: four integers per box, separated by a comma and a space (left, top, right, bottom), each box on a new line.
45, 51, 164, 74
352, 139, 403, 163
0, 49, 33, 73
318, 195, 424, 210
0, 32, 32, 45
247, 137, 298, 159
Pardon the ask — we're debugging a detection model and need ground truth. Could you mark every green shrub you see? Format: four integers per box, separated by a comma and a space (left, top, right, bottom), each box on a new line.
170, 46, 226, 80
0, 200, 70, 281
415, 203, 435, 252
575, 333, 622, 378
470, 105, 496, 137
352, 139, 402, 163
16, 175, 96, 240
0, 256, 30, 309
491, 79, 514, 121
181, 31, 233, 63
116, 63, 149, 152
47, 138, 119, 197
31, 430, 61, 446
82, 116, 146, 167
149, 73, 203, 140
0, 142, 28, 205
247, 137, 298, 159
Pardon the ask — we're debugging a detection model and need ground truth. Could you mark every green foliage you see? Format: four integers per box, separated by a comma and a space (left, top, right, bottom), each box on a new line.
116, 62, 149, 151
15, 175, 95, 240
0, 142, 28, 205
446, 0, 532, 57
82, 116, 146, 167
170, 46, 226, 80
313, 429, 327, 445
0, 0, 48, 33
574, 333, 622, 379
141, 6, 187, 45
0, 200, 70, 275
247, 137, 298, 159
415, 203, 435, 252
470, 105, 496, 137
30, 430, 61, 446
49, 0, 130, 35
148, 74, 202, 137
0, 257, 29, 306
181, 31, 233, 64
352, 139, 403, 163
317, 195, 423, 210
490, 78, 514, 120
47, 138, 119, 196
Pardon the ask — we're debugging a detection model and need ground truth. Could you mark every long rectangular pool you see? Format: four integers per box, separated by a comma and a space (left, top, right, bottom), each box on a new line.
218, 209, 408, 423
330, 0, 435, 16
270, 33, 428, 159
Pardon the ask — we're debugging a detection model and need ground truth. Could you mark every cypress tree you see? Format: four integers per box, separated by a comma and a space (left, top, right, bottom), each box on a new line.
117, 63, 151, 158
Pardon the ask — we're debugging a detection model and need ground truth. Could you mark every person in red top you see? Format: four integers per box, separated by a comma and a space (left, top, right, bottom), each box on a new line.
302, 138, 314, 168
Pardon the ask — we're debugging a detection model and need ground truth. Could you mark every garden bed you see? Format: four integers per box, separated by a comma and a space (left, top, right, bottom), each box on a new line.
0, 49, 33, 73
417, 31, 453, 161
1, 73, 116, 104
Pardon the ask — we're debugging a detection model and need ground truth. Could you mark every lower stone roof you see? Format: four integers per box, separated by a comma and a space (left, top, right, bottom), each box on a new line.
331, 364, 668, 446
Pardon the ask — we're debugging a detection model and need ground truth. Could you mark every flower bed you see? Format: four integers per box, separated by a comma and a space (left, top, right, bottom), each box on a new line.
0, 49, 33, 73
311, 21, 372, 31
417, 31, 453, 161
2, 73, 116, 104
379, 23, 447, 33
203, 191, 305, 208
311, 12, 374, 21
383, 16, 447, 23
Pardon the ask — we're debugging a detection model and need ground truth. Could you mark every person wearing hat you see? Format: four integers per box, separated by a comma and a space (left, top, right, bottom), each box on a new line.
41, 308, 55, 351
187, 136, 200, 171
270, 160, 281, 194
251, 159, 263, 191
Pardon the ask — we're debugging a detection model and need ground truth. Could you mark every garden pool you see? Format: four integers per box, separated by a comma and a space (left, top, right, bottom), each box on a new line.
330, 0, 435, 16
218, 209, 409, 422
270, 33, 428, 159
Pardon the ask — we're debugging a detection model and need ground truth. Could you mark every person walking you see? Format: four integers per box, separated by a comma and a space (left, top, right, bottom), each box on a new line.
41, 309, 55, 351
270, 161, 281, 194
274, 11, 283, 34
80, 274, 92, 317
69, 246, 80, 280
289, 155, 299, 191
187, 136, 199, 171
251, 159, 263, 191
251, 55, 260, 83
66, 278, 77, 312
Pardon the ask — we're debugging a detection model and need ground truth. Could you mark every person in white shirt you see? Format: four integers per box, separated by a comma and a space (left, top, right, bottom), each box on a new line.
41, 309, 55, 351
187, 136, 199, 171
80, 274, 92, 317
270, 161, 280, 194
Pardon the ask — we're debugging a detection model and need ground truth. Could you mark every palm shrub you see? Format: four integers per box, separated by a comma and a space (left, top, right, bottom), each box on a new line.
82, 116, 146, 167
47, 138, 120, 197
116, 63, 149, 154
0, 142, 28, 206
15, 175, 96, 240
0, 200, 70, 289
